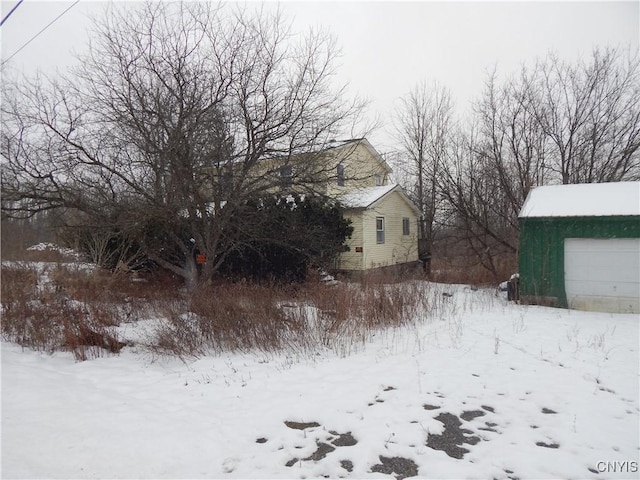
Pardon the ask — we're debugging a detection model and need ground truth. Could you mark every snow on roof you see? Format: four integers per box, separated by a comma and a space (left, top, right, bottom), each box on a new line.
519, 181, 640, 218
338, 184, 399, 209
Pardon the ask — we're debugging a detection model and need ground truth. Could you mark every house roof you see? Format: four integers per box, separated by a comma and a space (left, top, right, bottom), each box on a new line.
339, 183, 420, 214
324, 138, 393, 174
519, 181, 640, 218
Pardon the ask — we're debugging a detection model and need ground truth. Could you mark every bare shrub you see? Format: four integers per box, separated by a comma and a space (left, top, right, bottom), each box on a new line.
1, 263, 38, 307
429, 253, 517, 286
302, 280, 432, 352
192, 284, 299, 351
48, 263, 182, 307
1, 264, 50, 350
59, 301, 127, 361
146, 278, 435, 359
3, 260, 437, 361
150, 283, 304, 357
1, 263, 126, 360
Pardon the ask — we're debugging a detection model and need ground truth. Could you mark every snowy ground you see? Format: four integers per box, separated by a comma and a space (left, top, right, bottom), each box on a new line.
2, 284, 639, 479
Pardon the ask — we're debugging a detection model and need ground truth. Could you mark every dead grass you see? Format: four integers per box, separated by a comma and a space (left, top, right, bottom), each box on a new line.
151, 284, 302, 357
428, 254, 517, 286
1, 263, 137, 360
3, 259, 436, 361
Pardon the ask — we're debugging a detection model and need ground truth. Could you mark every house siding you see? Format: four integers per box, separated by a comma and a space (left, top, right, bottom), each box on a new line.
338, 211, 365, 270
518, 215, 640, 307
339, 191, 419, 271
325, 142, 390, 197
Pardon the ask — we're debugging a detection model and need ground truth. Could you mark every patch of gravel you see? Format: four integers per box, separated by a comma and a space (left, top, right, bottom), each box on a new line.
426, 412, 480, 459
536, 441, 560, 449
305, 442, 335, 461
330, 431, 358, 447
460, 409, 486, 421
274, 395, 500, 476
371, 455, 419, 480
284, 420, 320, 430
340, 460, 354, 472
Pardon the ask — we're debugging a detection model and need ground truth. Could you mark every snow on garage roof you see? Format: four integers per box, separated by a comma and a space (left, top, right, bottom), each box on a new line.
519, 181, 640, 218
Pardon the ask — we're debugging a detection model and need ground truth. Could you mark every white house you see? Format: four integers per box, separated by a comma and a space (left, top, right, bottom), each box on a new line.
318, 139, 420, 272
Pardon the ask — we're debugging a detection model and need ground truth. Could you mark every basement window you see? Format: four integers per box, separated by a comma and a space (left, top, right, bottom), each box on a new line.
376, 217, 385, 244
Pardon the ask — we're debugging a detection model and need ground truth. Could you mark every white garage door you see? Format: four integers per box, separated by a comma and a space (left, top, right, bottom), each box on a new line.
564, 238, 640, 314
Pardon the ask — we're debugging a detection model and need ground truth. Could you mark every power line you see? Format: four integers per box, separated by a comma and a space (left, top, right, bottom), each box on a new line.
2, 0, 80, 66
0, 0, 24, 27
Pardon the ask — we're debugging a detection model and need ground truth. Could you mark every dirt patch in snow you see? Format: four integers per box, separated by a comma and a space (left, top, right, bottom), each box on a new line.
259, 391, 564, 478
426, 412, 480, 459
371, 455, 419, 480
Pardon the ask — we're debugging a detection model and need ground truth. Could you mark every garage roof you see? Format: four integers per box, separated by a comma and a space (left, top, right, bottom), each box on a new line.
519, 181, 640, 218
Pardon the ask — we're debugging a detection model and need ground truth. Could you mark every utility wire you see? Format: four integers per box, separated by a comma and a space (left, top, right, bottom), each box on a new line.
2, 0, 80, 66
0, 0, 24, 27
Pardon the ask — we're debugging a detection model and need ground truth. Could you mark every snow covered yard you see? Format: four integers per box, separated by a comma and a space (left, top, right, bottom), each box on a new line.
2, 284, 639, 479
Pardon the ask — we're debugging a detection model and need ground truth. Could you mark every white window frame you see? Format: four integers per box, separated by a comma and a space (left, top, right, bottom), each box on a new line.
376, 217, 385, 244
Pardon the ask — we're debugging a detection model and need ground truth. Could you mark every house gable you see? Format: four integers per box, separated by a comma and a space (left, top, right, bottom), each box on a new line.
322, 139, 393, 196
226, 138, 392, 198
338, 186, 419, 271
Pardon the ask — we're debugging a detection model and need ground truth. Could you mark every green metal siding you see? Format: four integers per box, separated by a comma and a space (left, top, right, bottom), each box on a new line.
518, 216, 640, 307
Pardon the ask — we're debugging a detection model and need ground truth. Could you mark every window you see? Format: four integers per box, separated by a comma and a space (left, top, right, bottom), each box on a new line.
337, 164, 345, 186
222, 169, 233, 193
417, 218, 425, 239
374, 173, 383, 186
280, 165, 292, 188
376, 217, 385, 244
402, 217, 410, 235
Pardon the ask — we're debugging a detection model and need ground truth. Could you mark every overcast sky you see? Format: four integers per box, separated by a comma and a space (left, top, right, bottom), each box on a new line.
2, 1, 638, 152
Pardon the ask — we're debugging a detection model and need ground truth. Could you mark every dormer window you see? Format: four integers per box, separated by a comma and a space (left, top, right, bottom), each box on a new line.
337, 164, 345, 187
375, 173, 383, 186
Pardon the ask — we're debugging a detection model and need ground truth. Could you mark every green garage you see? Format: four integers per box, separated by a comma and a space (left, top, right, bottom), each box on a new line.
518, 182, 640, 314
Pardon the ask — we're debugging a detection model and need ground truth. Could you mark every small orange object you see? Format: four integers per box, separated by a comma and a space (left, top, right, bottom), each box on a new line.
196, 254, 207, 264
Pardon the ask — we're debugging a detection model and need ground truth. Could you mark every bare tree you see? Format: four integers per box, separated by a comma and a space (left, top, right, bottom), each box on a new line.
530, 47, 640, 183
438, 125, 518, 278
472, 69, 548, 230
438, 47, 639, 279
393, 80, 454, 272
1, 2, 366, 287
